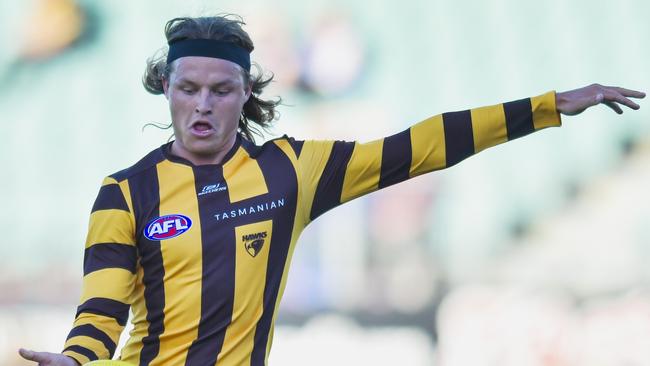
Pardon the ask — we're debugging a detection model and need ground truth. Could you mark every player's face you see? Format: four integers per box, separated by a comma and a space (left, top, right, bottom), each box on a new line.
163, 56, 251, 164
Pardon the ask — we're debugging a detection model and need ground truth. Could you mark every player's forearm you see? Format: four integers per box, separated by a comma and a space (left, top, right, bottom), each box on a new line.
409, 90, 561, 175
63, 310, 127, 363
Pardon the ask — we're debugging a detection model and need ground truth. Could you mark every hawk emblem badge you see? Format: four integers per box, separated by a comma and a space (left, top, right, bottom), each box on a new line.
242, 231, 267, 257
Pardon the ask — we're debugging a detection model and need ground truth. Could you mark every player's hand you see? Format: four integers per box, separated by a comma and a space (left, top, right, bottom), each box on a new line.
18, 348, 80, 366
556, 84, 645, 116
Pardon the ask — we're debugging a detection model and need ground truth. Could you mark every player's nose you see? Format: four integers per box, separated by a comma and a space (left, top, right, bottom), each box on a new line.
194, 90, 212, 114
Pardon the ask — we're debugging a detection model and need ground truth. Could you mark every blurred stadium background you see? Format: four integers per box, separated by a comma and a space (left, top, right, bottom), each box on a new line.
1, 0, 649, 365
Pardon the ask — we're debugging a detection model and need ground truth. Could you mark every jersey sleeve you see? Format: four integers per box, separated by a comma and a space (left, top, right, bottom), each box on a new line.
62, 176, 137, 365
296, 90, 561, 223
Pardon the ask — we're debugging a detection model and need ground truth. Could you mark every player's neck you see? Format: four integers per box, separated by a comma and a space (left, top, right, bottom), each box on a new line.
170, 137, 236, 166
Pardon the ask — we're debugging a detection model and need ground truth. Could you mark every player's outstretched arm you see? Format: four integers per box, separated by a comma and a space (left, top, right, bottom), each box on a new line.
556, 83, 645, 116
18, 348, 80, 365
295, 84, 645, 221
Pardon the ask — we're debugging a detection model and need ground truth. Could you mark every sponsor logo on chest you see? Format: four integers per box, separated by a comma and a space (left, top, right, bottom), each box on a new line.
213, 198, 286, 222
144, 214, 192, 241
198, 183, 227, 196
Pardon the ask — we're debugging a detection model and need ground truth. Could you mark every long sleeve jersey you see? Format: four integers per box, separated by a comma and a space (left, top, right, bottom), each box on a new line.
62, 91, 561, 365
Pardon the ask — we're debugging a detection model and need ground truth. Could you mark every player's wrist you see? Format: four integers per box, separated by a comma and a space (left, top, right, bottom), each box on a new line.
555, 91, 569, 114
67, 355, 82, 366
60, 353, 81, 366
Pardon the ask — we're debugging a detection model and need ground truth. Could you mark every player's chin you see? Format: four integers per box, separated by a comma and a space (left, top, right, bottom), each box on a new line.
187, 141, 220, 156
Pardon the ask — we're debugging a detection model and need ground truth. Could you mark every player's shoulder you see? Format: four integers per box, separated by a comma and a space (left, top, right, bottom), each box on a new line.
107, 144, 167, 183
258, 135, 354, 161
242, 134, 305, 159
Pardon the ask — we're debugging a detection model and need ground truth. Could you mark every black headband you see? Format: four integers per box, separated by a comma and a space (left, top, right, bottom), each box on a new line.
167, 39, 251, 71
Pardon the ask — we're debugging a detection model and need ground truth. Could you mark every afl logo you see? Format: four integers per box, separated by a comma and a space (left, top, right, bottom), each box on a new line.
144, 214, 192, 241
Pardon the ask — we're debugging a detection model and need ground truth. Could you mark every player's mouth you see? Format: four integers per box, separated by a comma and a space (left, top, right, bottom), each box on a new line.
190, 121, 215, 137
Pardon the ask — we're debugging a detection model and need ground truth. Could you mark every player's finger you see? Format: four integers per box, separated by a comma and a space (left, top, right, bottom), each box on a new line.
18, 348, 43, 361
604, 101, 623, 114
20, 348, 56, 363
603, 90, 640, 110
607, 86, 646, 99
18, 348, 34, 360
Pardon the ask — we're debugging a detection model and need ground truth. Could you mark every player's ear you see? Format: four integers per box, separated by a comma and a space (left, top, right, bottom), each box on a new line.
162, 77, 170, 100
245, 80, 253, 100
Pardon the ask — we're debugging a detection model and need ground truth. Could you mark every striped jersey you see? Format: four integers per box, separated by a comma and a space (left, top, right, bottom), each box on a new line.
62, 91, 561, 365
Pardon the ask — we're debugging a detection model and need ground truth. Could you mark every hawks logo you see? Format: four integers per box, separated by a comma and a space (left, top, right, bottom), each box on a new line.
144, 214, 192, 241
242, 231, 267, 257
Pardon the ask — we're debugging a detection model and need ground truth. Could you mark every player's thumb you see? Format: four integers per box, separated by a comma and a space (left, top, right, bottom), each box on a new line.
19, 348, 47, 362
